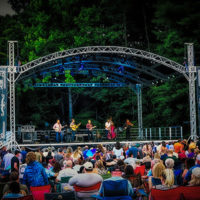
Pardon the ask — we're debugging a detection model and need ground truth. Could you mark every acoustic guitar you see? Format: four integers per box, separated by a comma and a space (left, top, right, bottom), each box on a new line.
71, 122, 81, 131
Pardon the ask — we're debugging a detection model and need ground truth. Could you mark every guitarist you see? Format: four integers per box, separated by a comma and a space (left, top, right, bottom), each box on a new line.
86, 120, 96, 141
53, 119, 66, 143
70, 118, 81, 142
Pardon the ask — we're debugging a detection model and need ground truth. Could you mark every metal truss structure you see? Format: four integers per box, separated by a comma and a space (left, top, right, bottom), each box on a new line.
6, 41, 21, 150
31, 82, 126, 88
0, 44, 198, 149
186, 44, 198, 140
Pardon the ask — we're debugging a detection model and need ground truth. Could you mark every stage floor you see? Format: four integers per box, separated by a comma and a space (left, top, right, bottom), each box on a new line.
19, 140, 175, 148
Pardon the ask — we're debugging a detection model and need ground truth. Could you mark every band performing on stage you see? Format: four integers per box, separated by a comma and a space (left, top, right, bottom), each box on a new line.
53, 118, 134, 143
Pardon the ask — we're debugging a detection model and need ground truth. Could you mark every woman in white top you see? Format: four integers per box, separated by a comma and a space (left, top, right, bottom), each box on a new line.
113, 141, 124, 159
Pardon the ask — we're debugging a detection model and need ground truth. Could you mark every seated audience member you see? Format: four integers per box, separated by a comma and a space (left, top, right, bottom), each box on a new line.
69, 162, 103, 198
42, 163, 56, 178
182, 158, 195, 180
45, 151, 53, 164
154, 168, 177, 190
113, 142, 124, 159
184, 154, 200, 183
53, 162, 62, 174
95, 160, 107, 175
3, 171, 29, 196
165, 158, 174, 169
142, 143, 152, 156
122, 165, 142, 188
99, 172, 133, 197
22, 152, 48, 188
56, 160, 77, 182
163, 149, 178, 165
149, 162, 165, 190
3, 182, 24, 198
188, 167, 200, 186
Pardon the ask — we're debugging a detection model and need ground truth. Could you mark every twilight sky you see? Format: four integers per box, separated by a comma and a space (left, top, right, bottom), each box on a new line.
0, 0, 15, 16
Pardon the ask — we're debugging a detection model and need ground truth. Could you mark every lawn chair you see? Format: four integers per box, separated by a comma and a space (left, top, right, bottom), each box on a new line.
2, 195, 33, 200
181, 186, 200, 200
44, 191, 75, 200
150, 186, 182, 200
30, 185, 51, 200
94, 179, 132, 200
73, 181, 101, 200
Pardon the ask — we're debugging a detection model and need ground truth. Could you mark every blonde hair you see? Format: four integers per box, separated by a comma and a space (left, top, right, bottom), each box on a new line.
96, 160, 105, 169
189, 175, 200, 186
189, 168, 200, 186
162, 169, 174, 187
152, 162, 165, 178
26, 152, 36, 164
154, 153, 160, 159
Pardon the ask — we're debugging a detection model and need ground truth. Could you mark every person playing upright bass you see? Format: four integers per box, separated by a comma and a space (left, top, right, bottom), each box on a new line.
70, 118, 81, 142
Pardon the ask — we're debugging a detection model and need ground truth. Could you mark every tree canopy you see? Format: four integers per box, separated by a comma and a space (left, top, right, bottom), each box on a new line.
0, 0, 198, 134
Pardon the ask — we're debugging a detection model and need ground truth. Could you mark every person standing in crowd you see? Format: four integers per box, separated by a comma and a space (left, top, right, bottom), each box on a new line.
105, 119, 111, 139
20, 147, 27, 164
86, 120, 96, 141
70, 119, 81, 142
174, 139, 183, 153
54, 148, 64, 162
3, 149, 14, 170
184, 154, 200, 183
35, 148, 42, 163
124, 119, 133, 140
128, 144, 139, 158
53, 119, 64, 143
23, 152, 48, 188
11, 150, 20, 172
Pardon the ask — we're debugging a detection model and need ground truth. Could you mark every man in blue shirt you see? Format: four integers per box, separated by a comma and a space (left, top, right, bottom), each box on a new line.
184, 155, 200, 182
128, 144, 139, 158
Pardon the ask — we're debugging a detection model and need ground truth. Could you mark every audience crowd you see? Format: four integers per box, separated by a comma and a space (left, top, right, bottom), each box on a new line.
0, 138, 200, 199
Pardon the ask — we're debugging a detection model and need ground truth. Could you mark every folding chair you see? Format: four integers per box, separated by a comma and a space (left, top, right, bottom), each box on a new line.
150, 187, 182, 200
181, 186, 200, 200
2, 195, 33, 200
30, 185, 51, 200
44, 192, 75, 200
94, 179, 132, 200
73, 182, 101, 200
134, 165, 145, 176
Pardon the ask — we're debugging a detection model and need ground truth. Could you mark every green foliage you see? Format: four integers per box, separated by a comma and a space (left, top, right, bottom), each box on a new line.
0, 0, 197, 133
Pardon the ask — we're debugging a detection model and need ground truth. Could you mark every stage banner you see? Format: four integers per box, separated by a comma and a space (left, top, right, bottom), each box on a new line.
0, 67, 8, 140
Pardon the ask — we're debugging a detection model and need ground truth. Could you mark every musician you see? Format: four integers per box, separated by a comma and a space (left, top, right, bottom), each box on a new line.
70, 119, 81, 142
86, 120, 96, 141
53, 119, 63, 143
105, 119, 111, 138
124, 119, 133, 140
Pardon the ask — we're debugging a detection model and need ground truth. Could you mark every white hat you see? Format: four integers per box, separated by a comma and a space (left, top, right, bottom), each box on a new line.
83, 162, 93, 170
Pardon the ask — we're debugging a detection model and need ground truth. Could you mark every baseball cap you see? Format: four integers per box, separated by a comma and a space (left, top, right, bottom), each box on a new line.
83, 162, 93, 170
